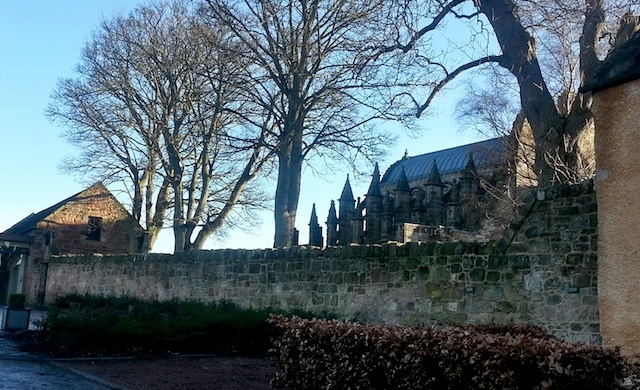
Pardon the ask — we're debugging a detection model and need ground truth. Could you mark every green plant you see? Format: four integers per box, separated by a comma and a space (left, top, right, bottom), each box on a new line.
8, 293, 26, 309
36, 294, 335, 358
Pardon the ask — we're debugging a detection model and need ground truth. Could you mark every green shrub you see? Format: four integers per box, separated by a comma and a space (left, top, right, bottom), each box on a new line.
269, 316, 625, 390
37, 294, 331, 357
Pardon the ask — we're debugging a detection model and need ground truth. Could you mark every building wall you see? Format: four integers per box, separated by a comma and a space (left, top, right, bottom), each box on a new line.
593, 78, 640, 355
21, 184, 142, 304
22, 234, 49, 306
37, 184, 140, 255
45, 183, 600, 345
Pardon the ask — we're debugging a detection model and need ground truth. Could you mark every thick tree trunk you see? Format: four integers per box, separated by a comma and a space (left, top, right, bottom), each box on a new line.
478, 0, 568, 185
273, 150, 304, 248
273, 114, 304, 248
144, 226, 160, 252
479, 0, 566, 186
174, 222, 197, 252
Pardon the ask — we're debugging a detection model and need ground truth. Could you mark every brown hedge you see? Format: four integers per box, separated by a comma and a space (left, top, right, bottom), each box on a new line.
268, 316, 624, 390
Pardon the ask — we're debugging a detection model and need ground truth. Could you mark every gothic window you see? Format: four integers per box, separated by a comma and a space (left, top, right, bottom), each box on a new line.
86, 216, 102, 241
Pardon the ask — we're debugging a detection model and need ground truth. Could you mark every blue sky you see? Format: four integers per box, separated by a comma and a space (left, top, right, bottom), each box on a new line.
0, 1, 486, 253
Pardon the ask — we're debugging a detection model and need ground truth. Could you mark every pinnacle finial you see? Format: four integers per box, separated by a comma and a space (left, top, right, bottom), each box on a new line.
339, 175, 355, 201
466, 152, 477, 171
327, 200, 338, 223
309, 203, 318, 225
366, 162, 382, 196
426, 160, 442, 185
395, 166, 410, 191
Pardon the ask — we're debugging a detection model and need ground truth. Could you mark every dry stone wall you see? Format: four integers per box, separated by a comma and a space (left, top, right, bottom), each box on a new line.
45, 182, 599, 345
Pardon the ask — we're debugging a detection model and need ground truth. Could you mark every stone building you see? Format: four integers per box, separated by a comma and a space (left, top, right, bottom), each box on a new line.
581, 30, 640, 355
310, 137, 513, 246
0, 182, 144, 304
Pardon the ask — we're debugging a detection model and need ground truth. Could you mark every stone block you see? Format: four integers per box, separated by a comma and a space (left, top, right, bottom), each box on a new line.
546, 294, 562, 305
462, 257, 475, 269
486, 271, 500, 283
474, 258, 487, 267
447, 255, 463, 265
432, 267, 450, 282
423, 242, 435, 256
370, 268, 383, 283
344, 272, 359, 284
425, 282, 443, 299
488, 256, 506, 269
508, 243, 528, 253
530, 292, 544, 302
543, 277, 562, 291
556, 206, 581, 216
539, 305, 557, 321
574, 274, 592, 288
524, 272, 543, 292
417, 266, 430, 280
581, 202, 597, 214
444, 287, 463, 300
405, 257, 420, 270
388, 261, 401, 272
565, 253, 583, 265
476, 243, 496, 255
435, 256, 447, 265
588, 214, 598, 228
249, 263, 260, 274
496, 301, 517, 313
529, 239, 550, 253
509, 255, 531, 269
551, 242, 572, 253
470, 268, 485, 282
483, 288, 503, 301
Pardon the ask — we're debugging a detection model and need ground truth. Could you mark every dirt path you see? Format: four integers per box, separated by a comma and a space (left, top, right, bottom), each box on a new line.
57, 355, 276, 390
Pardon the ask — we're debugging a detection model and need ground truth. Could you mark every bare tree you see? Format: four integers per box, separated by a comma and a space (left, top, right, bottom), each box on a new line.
381, 0, 639, 186
48, 0, 270, 252
203, 0, 400, 248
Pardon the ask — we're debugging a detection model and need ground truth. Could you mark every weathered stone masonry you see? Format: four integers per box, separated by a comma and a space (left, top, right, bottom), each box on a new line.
45, 182, 599, 344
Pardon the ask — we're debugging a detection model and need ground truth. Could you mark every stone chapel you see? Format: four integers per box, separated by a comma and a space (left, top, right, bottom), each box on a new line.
309, 136, 515, 247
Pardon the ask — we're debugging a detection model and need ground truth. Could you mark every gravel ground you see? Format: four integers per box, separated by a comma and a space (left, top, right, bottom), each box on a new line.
56, 355, 276, 390
59, 356, 640, 390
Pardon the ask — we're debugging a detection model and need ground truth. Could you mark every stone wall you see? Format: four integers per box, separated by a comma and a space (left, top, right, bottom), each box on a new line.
45, 182, 599, 344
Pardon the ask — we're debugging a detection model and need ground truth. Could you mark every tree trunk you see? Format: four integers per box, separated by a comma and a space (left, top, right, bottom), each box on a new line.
174, 222, 197, 252
273, 151, 304, 248
273, 119, 304, 248
479, 0, 566, 186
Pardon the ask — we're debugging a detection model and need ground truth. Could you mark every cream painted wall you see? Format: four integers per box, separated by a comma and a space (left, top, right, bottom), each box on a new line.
593, 78, 640, 355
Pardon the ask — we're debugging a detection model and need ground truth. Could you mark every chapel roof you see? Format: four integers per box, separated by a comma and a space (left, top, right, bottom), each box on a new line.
3, 183, 112, 236
380, 137, 507, 186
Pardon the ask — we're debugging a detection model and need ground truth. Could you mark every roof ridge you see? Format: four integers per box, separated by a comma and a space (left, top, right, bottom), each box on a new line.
380, 136, 507, 186
3, 182, 107, 235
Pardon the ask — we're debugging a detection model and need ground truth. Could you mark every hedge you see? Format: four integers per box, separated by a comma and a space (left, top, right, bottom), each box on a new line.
269, 316, 624, 390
